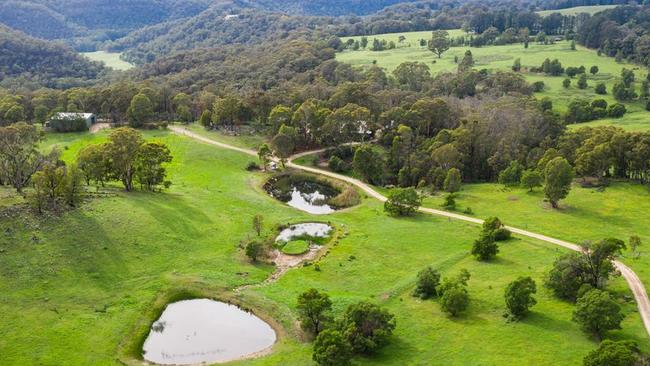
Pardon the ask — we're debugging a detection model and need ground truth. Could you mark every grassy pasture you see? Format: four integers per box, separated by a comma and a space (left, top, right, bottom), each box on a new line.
536, 5, 617, 17
1, 130, 648, 364
338, 32, 650, 130
423, 182, 650, 294
82, 51, 134, 71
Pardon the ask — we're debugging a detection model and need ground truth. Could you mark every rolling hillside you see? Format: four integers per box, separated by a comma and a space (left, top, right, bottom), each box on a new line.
0, 25, 107, 88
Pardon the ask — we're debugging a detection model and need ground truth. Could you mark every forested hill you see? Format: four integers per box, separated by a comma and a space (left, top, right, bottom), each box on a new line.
0, 25, 107, 89
0, 0, 215, 49
134, 39, 335, 93
235, 0, 418, 16
0, 0, 413, 44
109, 8, 338, 65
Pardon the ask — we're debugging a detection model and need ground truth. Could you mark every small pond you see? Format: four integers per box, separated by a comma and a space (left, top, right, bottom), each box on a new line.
142, 299, 276, 365
275, 223, 333, 242
265, 176, 339, 215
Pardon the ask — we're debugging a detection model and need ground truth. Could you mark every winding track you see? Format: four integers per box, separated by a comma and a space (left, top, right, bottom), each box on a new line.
170, 126, 650, 337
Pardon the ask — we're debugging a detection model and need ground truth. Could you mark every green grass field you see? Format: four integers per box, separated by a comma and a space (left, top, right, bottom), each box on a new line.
280, 240, 310, 255
536, 5, 617, 17
423, 182, 650, 294
338, 32, 650, 130
2, 130, 648, 365
82, 51, 134, 71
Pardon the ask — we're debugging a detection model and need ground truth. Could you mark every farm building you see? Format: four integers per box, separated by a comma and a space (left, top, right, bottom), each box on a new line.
46, 112, 96, 132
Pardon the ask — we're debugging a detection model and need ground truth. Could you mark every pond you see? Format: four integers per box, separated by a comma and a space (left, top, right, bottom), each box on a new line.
275, 223, 333, 242
142, 299, 276, 365
265, 176, 339, 215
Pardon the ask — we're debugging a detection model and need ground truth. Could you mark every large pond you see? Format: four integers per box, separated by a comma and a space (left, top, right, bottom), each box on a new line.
265, 177, 339, 215
142, 299, 276, 365
275, 223, 333, 242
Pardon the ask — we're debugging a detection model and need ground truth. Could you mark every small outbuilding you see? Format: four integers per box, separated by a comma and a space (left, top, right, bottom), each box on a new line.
46, 112, 96, 132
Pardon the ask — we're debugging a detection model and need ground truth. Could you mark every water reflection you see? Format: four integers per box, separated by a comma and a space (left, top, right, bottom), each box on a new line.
276, 223, 333, 242
265, 176, 339, 215
142, 299, 276, 365
286, 187, 335, 214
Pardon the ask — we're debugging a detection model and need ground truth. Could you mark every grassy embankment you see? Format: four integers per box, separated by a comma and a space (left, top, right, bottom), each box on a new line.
0, 130, 648, 365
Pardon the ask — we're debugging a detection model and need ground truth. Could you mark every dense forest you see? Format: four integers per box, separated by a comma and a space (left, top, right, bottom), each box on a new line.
0, 0, 214, 50
576, 5, 650, 66
0, 25, 108, 89
109, 8, 335, 64
235, 0, 419, 16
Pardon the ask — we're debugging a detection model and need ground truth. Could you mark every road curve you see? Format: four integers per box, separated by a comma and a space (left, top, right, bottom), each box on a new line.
171, 126, 650, 338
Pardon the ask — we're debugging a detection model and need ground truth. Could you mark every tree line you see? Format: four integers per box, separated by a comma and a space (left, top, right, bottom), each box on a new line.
576, 5, 650, 67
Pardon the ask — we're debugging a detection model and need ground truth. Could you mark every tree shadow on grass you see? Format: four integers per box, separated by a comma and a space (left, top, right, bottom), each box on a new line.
354, 335, 420, 364
484, 255, 516, 266
45, 210, 131, 289
526, 311, 577, 334
129, 192, 214, 238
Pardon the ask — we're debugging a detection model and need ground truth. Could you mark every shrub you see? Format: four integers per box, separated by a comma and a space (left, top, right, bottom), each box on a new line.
493, 227, 512, 241
328, 155, 348, 173
595, 83, 607, 94
246, 161, 260, 171
482, 217, 504, 233
583, 340, 640, 366
442, 193, 456, 209
440, 286, 469, 316
480, 216, 512, 241
504, 277, 537, 320
577, 74, 588, 89
444, 168, 462, 192
471, 233, 499, 261
608, 103, 626, 118
413, 266, 441, 299
340, 302, 396, 354
520, 170, 542, 192
563, 78, 571, 88
384, 188, 421, 216
329, 186, 360, 208
430, 167, 447, 190
591, 99, 607, 110
438, 271, 471, 318
573, 289, 624, 340
498, 161, 523, 186
613, 82, 637, 101
532, 81, 545, 92
245, 240, 266, 262
566, 66, 580, 78
312, 329, 352, 366
353, 144, 385, 185
297, 289, 332, 335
